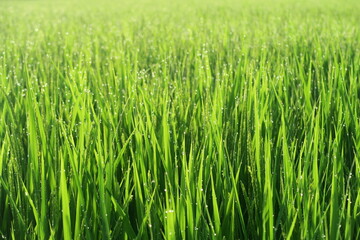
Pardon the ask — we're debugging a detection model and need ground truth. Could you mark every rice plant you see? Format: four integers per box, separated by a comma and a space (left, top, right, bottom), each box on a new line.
0, 0, 359, 239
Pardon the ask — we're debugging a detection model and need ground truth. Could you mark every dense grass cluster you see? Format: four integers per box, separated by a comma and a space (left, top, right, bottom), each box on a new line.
0, 0, 359, 239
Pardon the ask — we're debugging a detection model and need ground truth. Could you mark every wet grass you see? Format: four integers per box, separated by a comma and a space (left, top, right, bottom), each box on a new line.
0, 0, 359, 239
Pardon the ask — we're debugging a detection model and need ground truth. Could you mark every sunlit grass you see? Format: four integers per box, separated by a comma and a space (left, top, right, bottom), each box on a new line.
0, 0, 359, 239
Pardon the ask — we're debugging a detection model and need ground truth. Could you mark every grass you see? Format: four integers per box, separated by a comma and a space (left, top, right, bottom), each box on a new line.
0, 0, 359, 239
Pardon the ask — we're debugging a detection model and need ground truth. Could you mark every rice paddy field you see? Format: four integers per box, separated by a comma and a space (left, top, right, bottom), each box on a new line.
0, 0, 360, 239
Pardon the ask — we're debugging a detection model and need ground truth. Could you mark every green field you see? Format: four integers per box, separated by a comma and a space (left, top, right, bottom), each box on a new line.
0, 0, 359, 239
